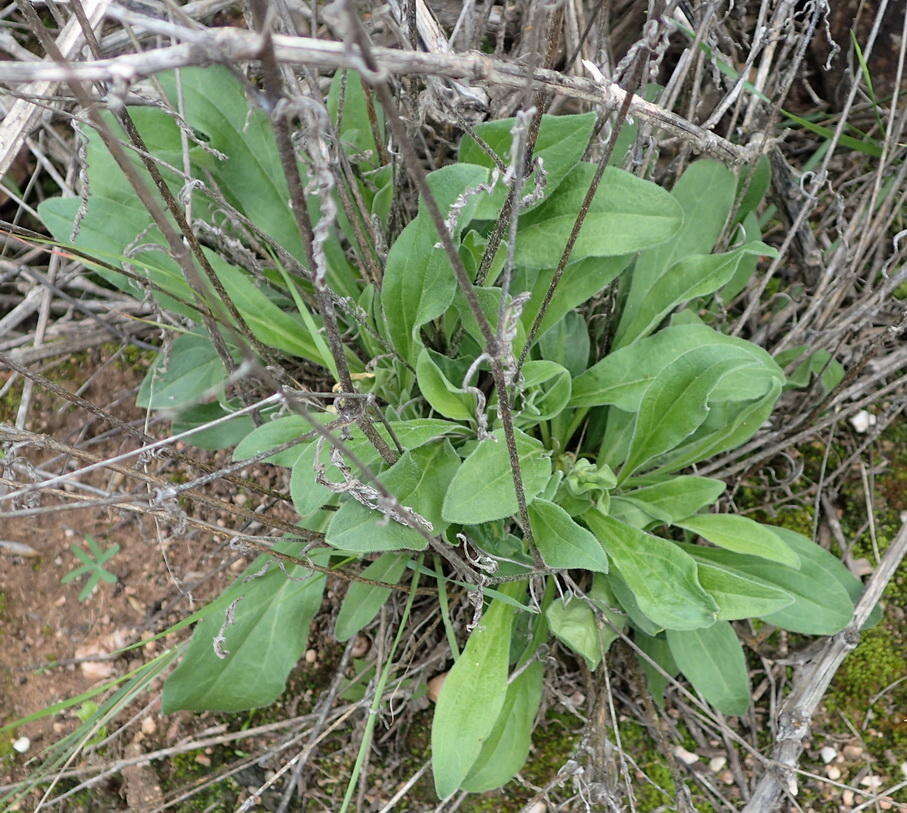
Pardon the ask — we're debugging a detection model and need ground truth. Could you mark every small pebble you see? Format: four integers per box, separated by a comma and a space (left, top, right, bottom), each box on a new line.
708, 756, 727, 772
141, 716, 157, 736
826, 765, 841, 781
842, 789, 854, 806
524, 803, 547, 813
842, 744, 864, 760
849, 410, 876, 433
350, 635, 370, 659
304, 649, 317, 664
427, 673, 447, 703
859, 775, 882, 790
195, 754, 211, 767
569, 690, 586, 708
717, 770, 734, 785
12, 737, 30, 754
672, 746, 699, 766
0, 540, 39, 557
878, 799, 893, 810
901, 761, 907, 778
820, 746, 838, 764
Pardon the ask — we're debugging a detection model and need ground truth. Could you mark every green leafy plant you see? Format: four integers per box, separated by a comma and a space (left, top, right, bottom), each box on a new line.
60, 536, 120, 601
39, 66, 871, 801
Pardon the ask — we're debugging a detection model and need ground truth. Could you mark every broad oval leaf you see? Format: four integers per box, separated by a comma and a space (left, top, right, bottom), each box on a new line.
416, 348, 476, 421
696, 561, 795, 620
619, 476, 727, 524
585, 513, 718, 630
571, 323, 783, 411
431, 588, 519, 798
233, 414, 312, 466
680, 540, 854, 635
545, 597, 613, 669
635, 631, 679, 707
614, 159, 737, 348
520, 255, 631, 340
667, 621, 751, 716
676, 514, 800, 568
326, 440, 460, 552
538, 310, 591, 377
528, 499, 609, 573
162, 545, 328, 713
514, 164, 683, 268
442, 428, 552, 525
461, 661, 544, 792
137, 332, 226, 410
461, 112, 596, 219
334, 553, 408, 641
381, 164, 491, 363
619, 346, 762, 481
615, 241, 776, 346
518, 360, 572, 422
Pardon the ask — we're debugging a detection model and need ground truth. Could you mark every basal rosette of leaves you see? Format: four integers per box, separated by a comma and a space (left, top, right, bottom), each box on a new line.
40, 66, 866, 801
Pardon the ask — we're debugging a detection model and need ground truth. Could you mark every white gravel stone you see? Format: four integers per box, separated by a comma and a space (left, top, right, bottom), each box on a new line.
673, 746, 699, 765
819, 746, 837, 764
12, 737, 30, 754
849, 410, 876, 433
708, 756, 727, 772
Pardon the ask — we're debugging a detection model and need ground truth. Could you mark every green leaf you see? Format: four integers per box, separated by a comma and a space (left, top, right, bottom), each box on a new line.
233, 415, 311, 466
528, 499, 609, 573
61, 537, 119, 602
614, 241, 776, 345
290, 419, 462, 520
546, 598, 612, 669
776, 346, 845, 393
680, 541, 854, 635
653, 381, 782, 475
381, 164, 491, 362
514, 164, 683, 268
171, 402, 256, 451
767, 528, 879, 628
162, 545, 328, 712
327, 70, 384, 165
538, 311, 590, 377
431, 589, 519, 798
734, 155, 771, 224
615, 160, 737, 348
608, 572, 662, 635
675, 514, 800, 568
212, 255, 327, 364
461, 661, 544, 793
585, 513, 717, 631
459, 113, 595, 220
571, 323, 783, 411
157, 68, 302, 262
520, 255, 630, 340
620, 346, 764, 480
667, 621, 751, 715
137, 332, 227, 410
442, 429, 552, 525
461, 112, 596, 219
416, 348, 476, 421
518, 360, 572, 422
635, 631, 678, 706
326, 440, 460, 552
618, 476, 726, 524
696, 561, 794, 620
334, 553, 408, 641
